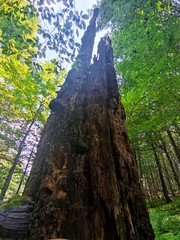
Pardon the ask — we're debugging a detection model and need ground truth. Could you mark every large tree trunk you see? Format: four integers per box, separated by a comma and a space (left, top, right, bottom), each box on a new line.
24, 9, 154, 240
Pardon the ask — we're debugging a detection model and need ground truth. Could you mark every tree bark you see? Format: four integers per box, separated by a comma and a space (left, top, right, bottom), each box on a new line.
0, 200, 33, 239
24, 10, 154, 240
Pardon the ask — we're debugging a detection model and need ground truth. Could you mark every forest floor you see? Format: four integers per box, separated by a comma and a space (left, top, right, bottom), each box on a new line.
148, 196, 180, 240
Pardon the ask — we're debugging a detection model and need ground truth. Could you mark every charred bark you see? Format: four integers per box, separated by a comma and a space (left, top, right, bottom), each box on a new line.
24, 10, 154, 240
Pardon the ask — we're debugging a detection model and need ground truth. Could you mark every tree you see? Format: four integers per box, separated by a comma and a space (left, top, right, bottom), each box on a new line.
24, 10, 154, 240
0, 55, 66, 199
0, 0, 72, 199
0, 104, 42, 200
98, 0, 180, 200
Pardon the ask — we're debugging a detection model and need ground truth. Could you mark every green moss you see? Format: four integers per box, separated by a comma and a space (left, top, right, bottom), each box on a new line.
149, 196, 180, 240
76, 138, 89, 154
0, 195, 31, 210
78, 139, 88, 148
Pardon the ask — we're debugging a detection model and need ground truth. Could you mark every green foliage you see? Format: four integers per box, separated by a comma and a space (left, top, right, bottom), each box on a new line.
149, 197, 180, 240
76, 139, 89, 154
0, 0, 68, 199
0, 0, 67, 123
99, 0, 179, 135
99, 0, 180, 199
0, 195, 31, 210
0, 0, 88, 64
34, 0, 89, 63
0, 0, 38, 67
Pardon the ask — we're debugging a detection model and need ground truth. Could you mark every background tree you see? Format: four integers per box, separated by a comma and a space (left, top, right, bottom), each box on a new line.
0, 0, 87, 199
98, 0, 180, 201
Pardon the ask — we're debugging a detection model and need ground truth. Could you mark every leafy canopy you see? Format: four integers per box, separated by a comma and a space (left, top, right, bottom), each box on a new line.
99, 0, 180, 139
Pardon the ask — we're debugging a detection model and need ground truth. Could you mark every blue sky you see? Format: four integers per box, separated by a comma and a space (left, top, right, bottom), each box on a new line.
75, 0, 98, 11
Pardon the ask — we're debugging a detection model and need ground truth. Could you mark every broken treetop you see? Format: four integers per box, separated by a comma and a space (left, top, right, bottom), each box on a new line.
49, 7, 119, 113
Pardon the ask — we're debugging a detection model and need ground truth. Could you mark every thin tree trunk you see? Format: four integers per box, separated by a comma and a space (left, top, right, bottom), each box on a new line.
0, 104, 42, 200
167, 129, 180, 164
134, 144, 142, 177
0, 131, 29, 200
149, 168, 159, 200
16, 145, 35, 195
146, 174, 154, 204
140, 157, 155, 201
150, 170, 161, 199
174, 124, 180, 137
152, 144, 171, 203
161, 140, 180, 190
161, 154, 175, 197
24, 10, 154, 240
